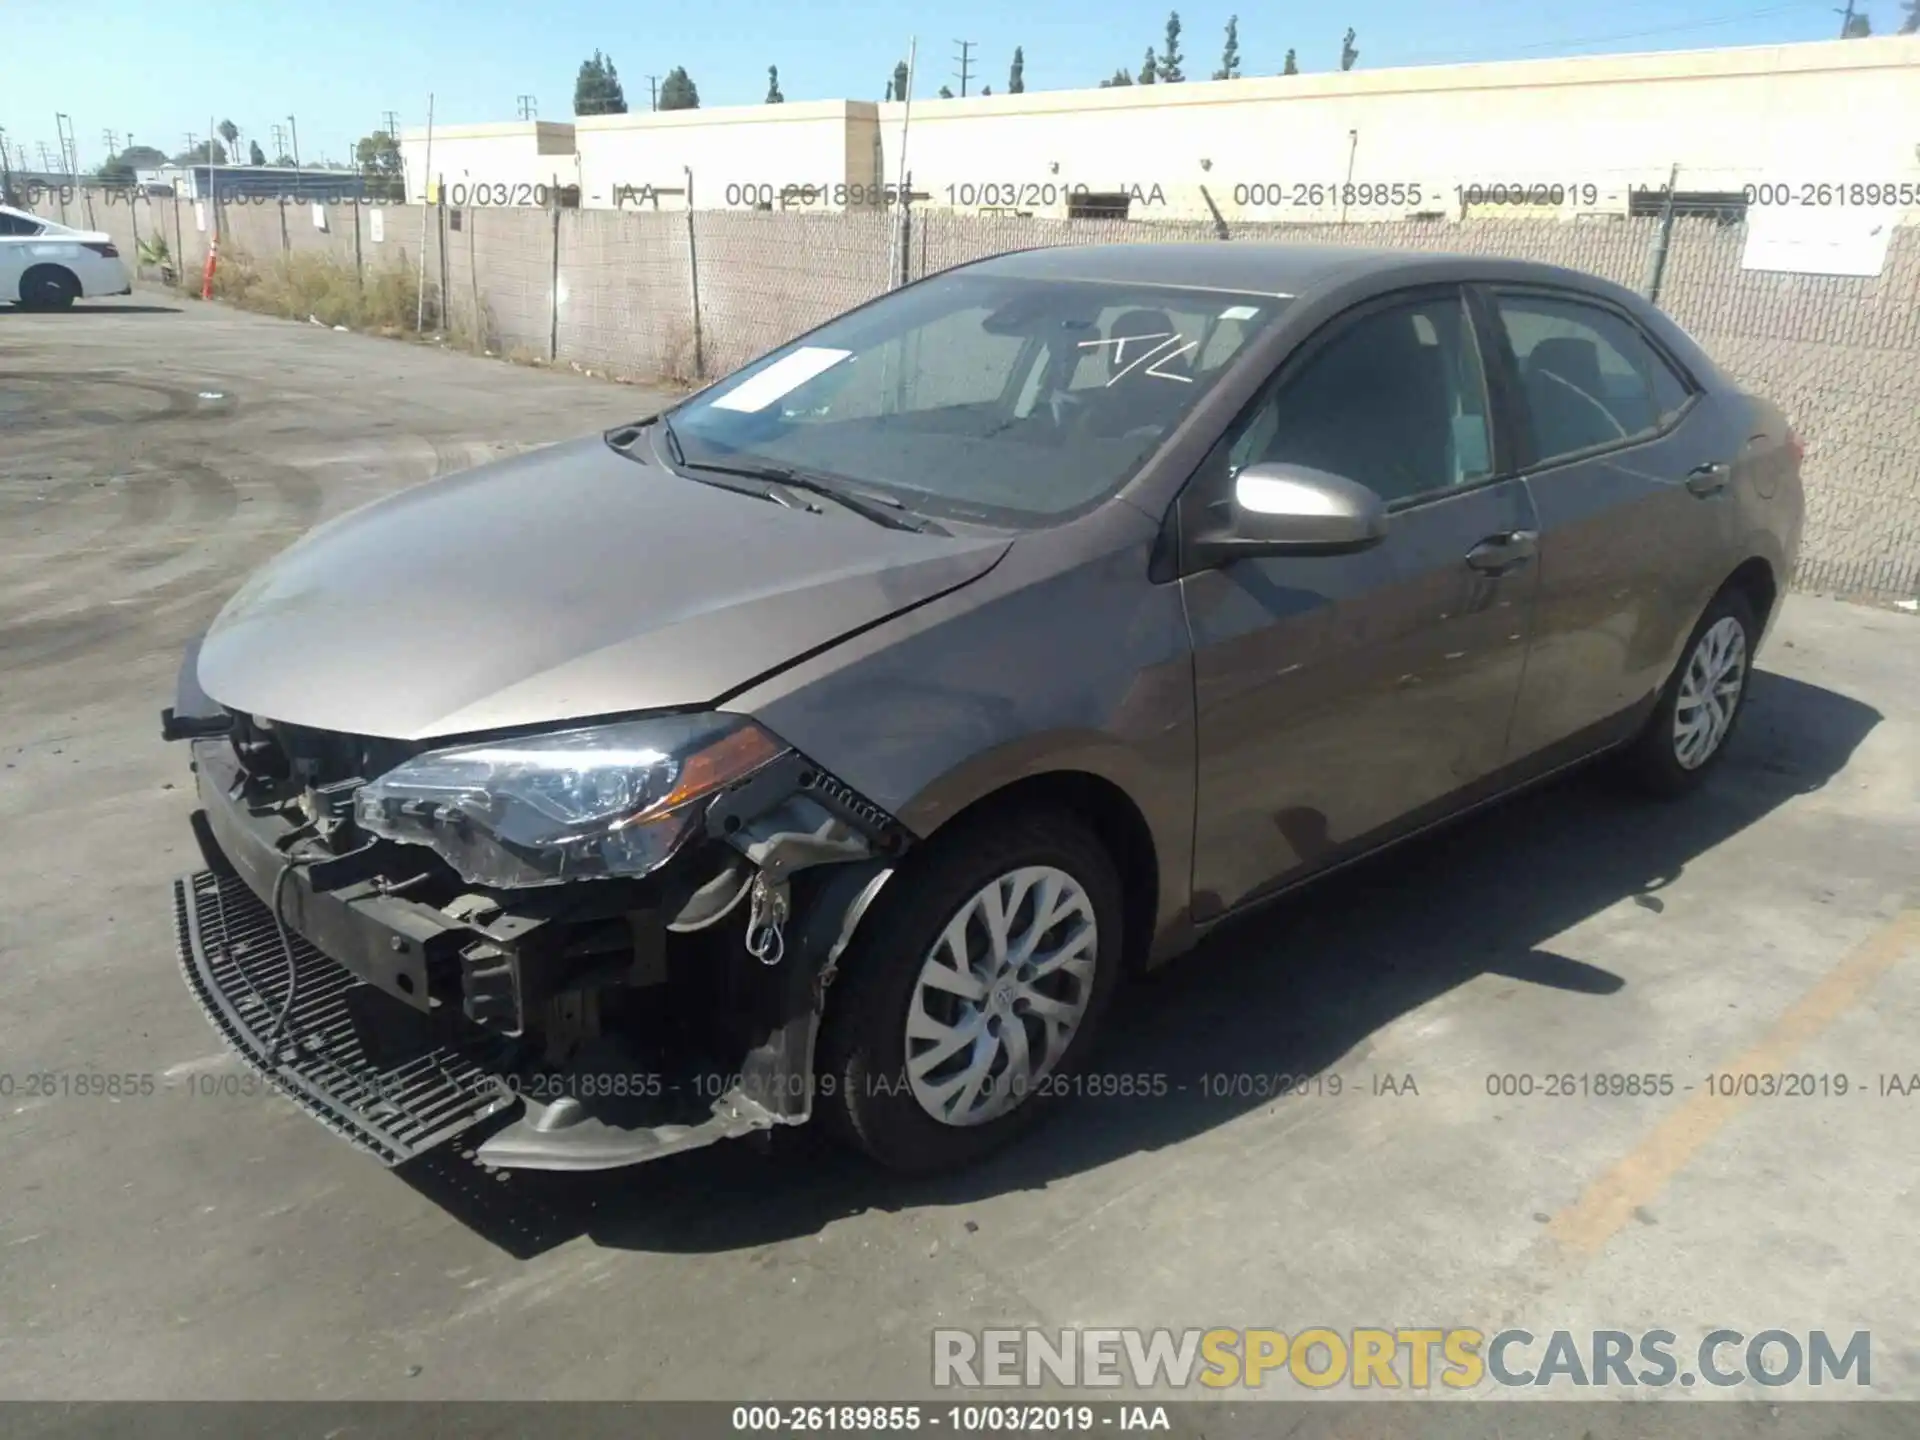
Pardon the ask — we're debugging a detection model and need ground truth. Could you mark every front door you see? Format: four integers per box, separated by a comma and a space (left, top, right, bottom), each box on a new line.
1181, 286, 1539, 919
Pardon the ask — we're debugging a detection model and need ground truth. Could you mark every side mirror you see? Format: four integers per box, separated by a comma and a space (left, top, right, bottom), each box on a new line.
1195, 461, 1389, 564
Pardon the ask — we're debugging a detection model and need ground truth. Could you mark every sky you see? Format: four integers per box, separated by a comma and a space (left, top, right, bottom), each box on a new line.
1, 0, 1894, 172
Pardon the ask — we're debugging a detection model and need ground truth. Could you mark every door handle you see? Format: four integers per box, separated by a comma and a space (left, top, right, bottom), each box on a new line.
1686, 461, 1732, 497
1464, 529, 1538, 576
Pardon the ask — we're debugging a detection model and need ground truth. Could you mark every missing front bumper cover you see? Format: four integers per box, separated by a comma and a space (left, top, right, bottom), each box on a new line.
172, 739, 909, 1171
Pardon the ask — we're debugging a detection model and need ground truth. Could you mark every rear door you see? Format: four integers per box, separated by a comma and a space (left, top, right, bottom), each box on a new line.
1478, 286, 1739, 760
1181, 285, 1540, 918
0, 209, 46, 300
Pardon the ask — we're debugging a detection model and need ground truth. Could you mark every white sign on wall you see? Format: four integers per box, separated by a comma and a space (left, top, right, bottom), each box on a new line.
1742, 205, 1899, 278
368, 208, 385, 243
193, 202, 206, 233
311, 203, 328, 232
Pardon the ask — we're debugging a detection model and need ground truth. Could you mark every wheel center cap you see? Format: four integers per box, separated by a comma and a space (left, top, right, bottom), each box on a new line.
992, 980, 1017, 1011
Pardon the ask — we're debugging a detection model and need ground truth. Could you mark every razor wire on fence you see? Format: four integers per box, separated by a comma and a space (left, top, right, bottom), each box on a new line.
24, 180, 1920, 602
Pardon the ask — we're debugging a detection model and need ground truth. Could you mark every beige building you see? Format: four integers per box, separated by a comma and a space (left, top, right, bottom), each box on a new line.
400, 36, 1920, 223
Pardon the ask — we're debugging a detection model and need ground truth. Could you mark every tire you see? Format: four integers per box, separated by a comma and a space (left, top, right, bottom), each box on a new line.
1619, 586, 1757, 798
816, 807, 1124, 1174
19, 266, 80, 311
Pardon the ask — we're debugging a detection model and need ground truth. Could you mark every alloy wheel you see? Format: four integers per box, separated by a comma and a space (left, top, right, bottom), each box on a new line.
904, 865, 1098, 1127
1672, 615, 1747, 770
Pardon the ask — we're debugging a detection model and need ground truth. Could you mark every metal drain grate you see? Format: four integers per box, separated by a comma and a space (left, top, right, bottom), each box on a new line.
173, 869, 518, 1165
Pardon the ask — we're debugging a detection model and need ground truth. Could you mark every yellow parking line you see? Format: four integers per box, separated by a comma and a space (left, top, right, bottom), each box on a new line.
1547, 907, 1920, 1256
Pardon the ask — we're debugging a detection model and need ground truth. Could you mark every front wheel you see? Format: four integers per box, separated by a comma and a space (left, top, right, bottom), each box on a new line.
1619, 587, 1756, 797
816, 809, 1124, 1173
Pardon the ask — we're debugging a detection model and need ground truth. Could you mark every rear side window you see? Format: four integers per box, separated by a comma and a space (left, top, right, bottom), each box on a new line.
0, 212, 44, 236
1492, 292, 1694, 466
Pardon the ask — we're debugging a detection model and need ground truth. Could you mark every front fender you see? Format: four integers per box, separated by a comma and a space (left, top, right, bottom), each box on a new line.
728, 505, 1200, 968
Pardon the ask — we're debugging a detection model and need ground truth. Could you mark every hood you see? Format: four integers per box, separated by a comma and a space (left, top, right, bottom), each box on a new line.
196, 435, 1010, 740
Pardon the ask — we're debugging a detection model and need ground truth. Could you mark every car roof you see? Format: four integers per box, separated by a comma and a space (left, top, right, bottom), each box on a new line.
1, 204, 65, 229
962, 240, 1615, 303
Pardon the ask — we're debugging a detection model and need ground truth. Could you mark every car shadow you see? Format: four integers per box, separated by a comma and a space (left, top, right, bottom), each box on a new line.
395, 669, 1881, 1258
4, 303, 186, 315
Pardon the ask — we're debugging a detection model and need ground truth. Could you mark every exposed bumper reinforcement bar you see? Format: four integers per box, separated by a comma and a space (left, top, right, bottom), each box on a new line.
174, 867, 519, 1166
174, 865, 852, 1172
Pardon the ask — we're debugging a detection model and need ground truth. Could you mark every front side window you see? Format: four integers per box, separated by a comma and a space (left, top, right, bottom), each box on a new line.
1227, 292, 1494, 506
1492, 291, 1694, 466
670, 273, 1288, 525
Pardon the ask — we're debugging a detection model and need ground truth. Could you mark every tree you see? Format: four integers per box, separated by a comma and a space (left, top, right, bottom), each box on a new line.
893, 59, 911, 100
217, 119, 239, 158
354, 131, 404, 201
172, 139, 228, 165
1841, 10, 1871, 33
659, 66, 700, 110
1009, 46, 1026, 93
1159, 12, 1186, 81
574, 50, 630, 115
766, 65, 784, 102
1212, 16, 1241, 79
981, 85, 993, 95
1139, 48, 1158, 83
98, 144, 166, 183
1902, 0, 1919, 33
939, 84, 954, 98
1099, 68, 1135, 86
1340, 27, 1359, 70
248, 140, 267, 166
1283, 48, 1299, 74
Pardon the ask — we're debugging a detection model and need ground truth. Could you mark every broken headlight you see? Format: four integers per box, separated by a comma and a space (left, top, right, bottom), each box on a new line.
353, 714, 787, 888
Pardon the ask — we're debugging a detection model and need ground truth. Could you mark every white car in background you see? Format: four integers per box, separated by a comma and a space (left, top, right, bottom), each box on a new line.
0, 204, 134, 310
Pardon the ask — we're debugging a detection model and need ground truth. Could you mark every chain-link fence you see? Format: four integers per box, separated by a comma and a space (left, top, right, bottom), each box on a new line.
23, 181, 1920, 601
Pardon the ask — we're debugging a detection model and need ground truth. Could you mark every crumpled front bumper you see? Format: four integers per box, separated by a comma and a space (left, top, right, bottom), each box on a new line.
172, 716, 901, 1172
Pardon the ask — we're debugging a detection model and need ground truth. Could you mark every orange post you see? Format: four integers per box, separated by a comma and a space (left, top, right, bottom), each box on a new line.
200, 237, 218, 300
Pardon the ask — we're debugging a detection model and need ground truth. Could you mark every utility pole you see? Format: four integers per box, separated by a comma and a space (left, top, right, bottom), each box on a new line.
55, 113, 79, 177
381, 110, 399, 137
102, 129, 120, 160
647, 75, 659, 110
953, 39, 975, 97
286, 115, 302, 174
1835, 0, 1857, 33
516, 94, 538, 119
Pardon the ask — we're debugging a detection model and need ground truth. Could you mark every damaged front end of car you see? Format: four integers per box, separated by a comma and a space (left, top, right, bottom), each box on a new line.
162, 642, 909, 1173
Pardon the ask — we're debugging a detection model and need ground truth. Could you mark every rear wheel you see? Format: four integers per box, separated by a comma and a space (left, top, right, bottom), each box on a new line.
19, 265, 80, 311
817, 808, 1123, 1173
1620, 587, 1756, 797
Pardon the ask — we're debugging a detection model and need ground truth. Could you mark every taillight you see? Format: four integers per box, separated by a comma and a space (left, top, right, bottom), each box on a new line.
82, 241, 119, 258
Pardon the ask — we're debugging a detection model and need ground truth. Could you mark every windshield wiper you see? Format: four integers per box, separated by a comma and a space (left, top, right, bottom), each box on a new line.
656, 413, 688, 468
673, 458, 946, 534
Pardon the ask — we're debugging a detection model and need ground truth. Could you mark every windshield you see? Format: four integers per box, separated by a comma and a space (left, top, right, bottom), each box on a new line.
667, 272, 1289, 526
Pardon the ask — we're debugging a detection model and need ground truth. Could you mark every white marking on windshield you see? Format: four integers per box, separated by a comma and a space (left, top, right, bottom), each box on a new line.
709, 346, 853, 413
1077, 332, 1198, 385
